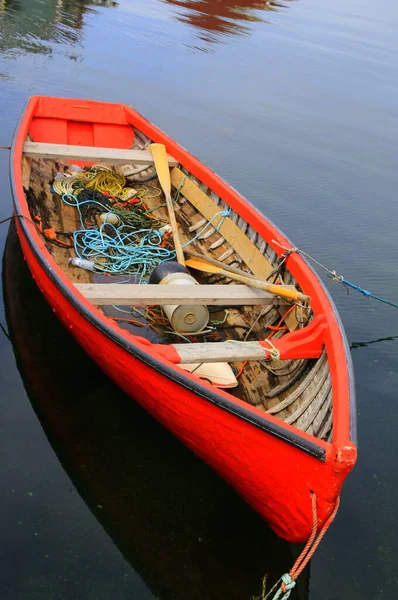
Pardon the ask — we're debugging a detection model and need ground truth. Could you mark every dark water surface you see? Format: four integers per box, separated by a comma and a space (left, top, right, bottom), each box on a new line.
0, 1, 397, 599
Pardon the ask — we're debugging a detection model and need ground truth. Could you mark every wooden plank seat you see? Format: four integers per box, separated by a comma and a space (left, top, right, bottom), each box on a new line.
168, 316, 327, 364
23, 142, 179, 166
75, 283, 296, 306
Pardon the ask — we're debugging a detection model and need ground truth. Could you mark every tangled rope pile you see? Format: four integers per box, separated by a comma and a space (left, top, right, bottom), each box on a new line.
52, 165, 173, 280
73, 221, 174, 277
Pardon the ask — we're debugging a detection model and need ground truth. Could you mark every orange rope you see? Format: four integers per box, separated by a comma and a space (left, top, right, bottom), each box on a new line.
289, 494, 340, 584
266, 324, 289, 332
268, 493, 341, 599
267, 305, 296, 339
111, 317, 146, 328
236, 360, 248, 379
34, 216, 73, 248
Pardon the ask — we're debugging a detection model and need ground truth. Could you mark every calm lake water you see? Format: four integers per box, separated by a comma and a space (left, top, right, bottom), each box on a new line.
1, 1, 397, 599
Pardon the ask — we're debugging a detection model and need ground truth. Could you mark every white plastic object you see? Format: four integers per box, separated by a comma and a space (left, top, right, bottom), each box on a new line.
159, 224, 173, 235
100, 212, 120, 225
179, 362, 238, 388
69, 257, 96, 272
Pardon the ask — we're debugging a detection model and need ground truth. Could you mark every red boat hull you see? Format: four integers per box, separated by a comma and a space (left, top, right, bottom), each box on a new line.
10, 96, 357, 543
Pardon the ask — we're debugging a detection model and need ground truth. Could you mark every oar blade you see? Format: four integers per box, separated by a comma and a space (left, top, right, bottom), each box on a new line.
185, 258, 221, 274
149, 143, 171, 198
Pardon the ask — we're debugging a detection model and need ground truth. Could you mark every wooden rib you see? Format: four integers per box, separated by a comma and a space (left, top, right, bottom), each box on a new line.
133, 128, 151, 148
189, 218, 207, 232
209, 237, 226, 250
75, 283, 293, 306
199, 227, 216, 240
266, 353, 327, 415
24, 142, 179, 167
238, 216, 248, 235
218, 248, 235, 262
258, 240, 268, 254
248, 226, 258, 243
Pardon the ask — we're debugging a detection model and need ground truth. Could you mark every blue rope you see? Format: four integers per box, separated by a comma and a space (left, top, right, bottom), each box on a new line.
62, 193, 175, 279
182, 208, 230, 249
62, 192, 230, 280
275, 243, 398, 310
263, 574, 296, 600
62, 193, 110, 228
337, 278, 398, 309
73, 224, 174, 279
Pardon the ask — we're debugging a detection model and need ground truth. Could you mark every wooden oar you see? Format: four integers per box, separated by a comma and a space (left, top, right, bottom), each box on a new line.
185, 249, 262, 281
150, 143, 185, 266
185, 256, 311, 303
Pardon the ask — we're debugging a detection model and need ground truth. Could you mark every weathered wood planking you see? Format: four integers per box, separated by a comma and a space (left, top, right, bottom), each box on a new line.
22, 156, 32, 189
174, 341, 269, 364
75, 283, 291, 306
171, 168, 300, 331
171, 168, 273, 277
23, 142, 179, 167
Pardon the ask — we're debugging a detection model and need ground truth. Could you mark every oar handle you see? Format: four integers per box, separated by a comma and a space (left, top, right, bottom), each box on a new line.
266, 284, 310, 303
219, 269, 311, 302
165, 192, 185, 266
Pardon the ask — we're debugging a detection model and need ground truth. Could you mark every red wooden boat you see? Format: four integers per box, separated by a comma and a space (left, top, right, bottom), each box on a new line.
10, 96, 357, 544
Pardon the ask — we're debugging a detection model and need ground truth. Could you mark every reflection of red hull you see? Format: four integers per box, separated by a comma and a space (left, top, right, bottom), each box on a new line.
4, 228, 304, 600
11, 96, 357, 542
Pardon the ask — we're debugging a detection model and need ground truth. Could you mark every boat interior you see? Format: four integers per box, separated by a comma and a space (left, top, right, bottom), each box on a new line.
21, 124, 333, 443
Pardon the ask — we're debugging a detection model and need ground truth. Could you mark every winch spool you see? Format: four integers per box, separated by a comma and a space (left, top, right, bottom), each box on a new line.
149, 262, 209, 334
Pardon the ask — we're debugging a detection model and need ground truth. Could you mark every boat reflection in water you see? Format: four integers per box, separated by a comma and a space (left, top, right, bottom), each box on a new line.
164, 0, 291, 46
3, 224, 308, 600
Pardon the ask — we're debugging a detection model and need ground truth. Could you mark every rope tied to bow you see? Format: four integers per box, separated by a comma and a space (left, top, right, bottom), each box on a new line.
272, 241, 398, 309
263, 493, 340, 600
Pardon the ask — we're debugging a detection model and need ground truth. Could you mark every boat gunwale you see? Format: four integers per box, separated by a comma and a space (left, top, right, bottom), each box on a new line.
10, 95, 357, 459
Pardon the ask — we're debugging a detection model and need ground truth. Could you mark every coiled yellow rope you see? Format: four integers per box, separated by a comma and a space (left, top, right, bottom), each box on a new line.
85, 166, 126, 196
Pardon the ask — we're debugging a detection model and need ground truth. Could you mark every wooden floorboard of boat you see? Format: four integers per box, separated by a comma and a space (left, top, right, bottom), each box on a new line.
28, 158, 92, 284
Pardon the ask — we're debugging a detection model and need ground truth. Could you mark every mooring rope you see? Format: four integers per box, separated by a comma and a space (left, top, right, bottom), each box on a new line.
263, 493, 340, 600
273, 241, 398, 309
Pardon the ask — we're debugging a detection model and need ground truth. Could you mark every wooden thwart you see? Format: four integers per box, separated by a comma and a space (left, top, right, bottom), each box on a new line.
75, 283, 292, 306
23, 142, 179, 167
174, 341, 269, 364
